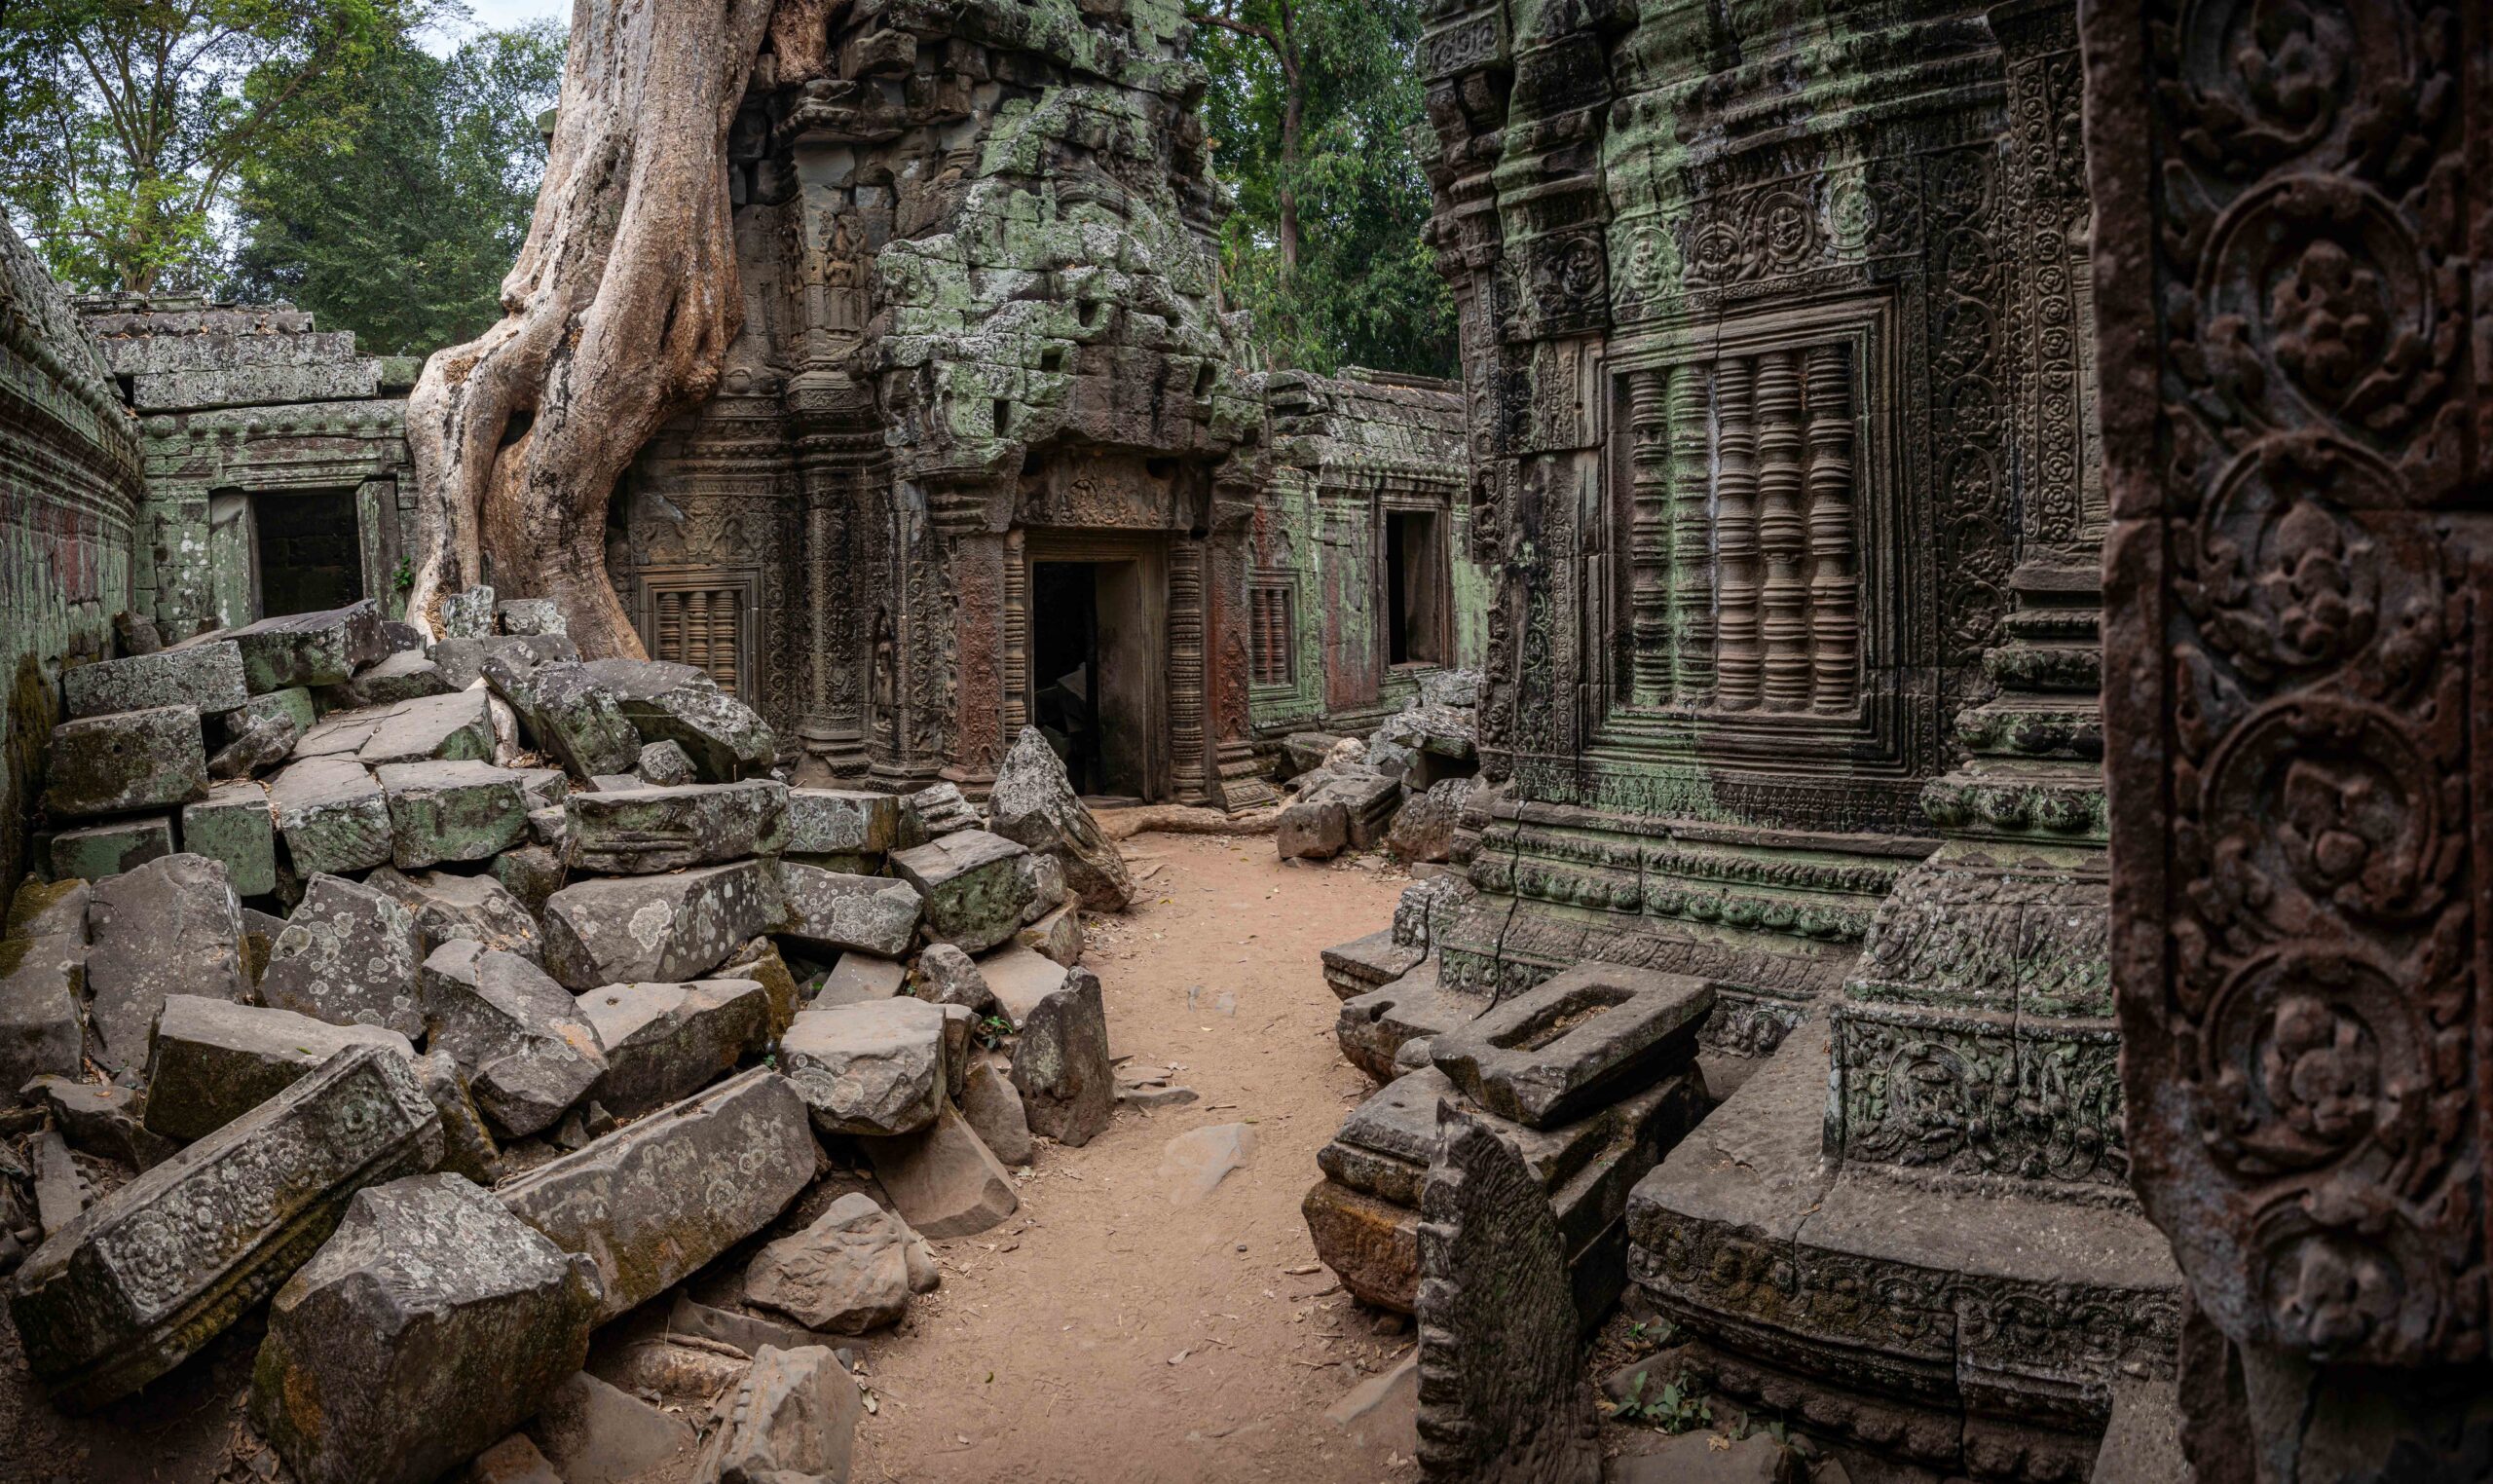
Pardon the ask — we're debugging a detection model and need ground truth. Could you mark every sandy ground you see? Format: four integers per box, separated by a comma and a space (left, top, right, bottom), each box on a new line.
849, 831, 1418, 1484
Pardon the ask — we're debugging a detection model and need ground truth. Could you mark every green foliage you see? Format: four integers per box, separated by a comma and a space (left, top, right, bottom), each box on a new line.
1608, 1371, 1715, 1433
1190, 0, 1456, 378
0, 0, 428, 293
229, 19, 564, 352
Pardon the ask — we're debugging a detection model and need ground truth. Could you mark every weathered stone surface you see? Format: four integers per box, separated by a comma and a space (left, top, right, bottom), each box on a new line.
859, 1102, 1018, 1239
786, 788, 900, 857
1415, 1104, 1602, 1484
1387, 777, 1473, 864
42, 705, 208, 819
315, 649, 450, 712
181, 781, 277, 895
1162, 1123, 1253, 1206
85, 852, 245, 1071
495, 1066, 815, 1318
484, 657, 642, 779
8, 1044, 442, 1409
1009, 968, 1113, 1148
377, 759, 531, 868
564, 778, 787, 873
430, 632, 578, 689
899, 782, 979, 843
207, 704, 301, 780
891, 829, 1032, 953
224, 685, 316, 745
225, 600, 388, 692
365, 866, 542, 961
251, 1173, 603, 1484
577, 978, 771, 1117
633, 739, 693, 785
259, 872, 427, 1035
1432, 963, 1711, 1130
32, 1128, 85, 1235
420, 942, 608, 1136
492, 842, 566, 916
720, 935, 801, 1036
1337, 958, 1488, 1083
777, 863, 922, 958
0, 935, 85, 1096
1321, 927, 1426, 1000
142, 995, 415, 1140
988, 726, 1136, 910
62, 641, 247, 719
779, 997, 947, 1137
695, 1345, 860, 1484
816, 952, 906, 1006
743, 1191, 934, 1333
22, 1076, 176, 1169
1284, 731, 1348, 777
6, 878, 90, 939
540, 859, 778, 988
468, 1434, 564, 1484
496, 599, 565, 638
269, 757, 393, 876
979, 941, 1073, 1028
509, 765, 568, 810
578, 657, 777, 781
911, 942, 994, 1015
1018, 901, 1085, 967
960, 1059, 1033, 1166
48, 815, 174, 881
410, 1049, 501, 1184
1277, 794, 1350, 861
357, 688, 497, 765
527, 1370, 697, 1484
1017, 848, 1068, 920
439, 585, 495, 638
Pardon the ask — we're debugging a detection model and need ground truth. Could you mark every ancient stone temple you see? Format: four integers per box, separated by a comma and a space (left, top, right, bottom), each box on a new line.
1411, 0, 2179, 1472
75, 297, 422, 638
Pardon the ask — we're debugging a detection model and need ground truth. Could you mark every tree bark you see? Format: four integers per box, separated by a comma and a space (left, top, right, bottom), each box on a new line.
403, 0, 780, 654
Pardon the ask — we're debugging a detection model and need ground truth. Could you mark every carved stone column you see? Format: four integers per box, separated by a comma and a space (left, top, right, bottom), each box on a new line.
1205, 486, 1277, 811
928, 479, 1011, 797
2086, 0, 2492, 1476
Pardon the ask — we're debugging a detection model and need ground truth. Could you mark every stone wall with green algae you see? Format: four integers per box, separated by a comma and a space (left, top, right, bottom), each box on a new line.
0, 221, 143, 900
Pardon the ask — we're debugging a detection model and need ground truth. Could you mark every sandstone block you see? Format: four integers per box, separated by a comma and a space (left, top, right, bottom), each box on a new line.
467, 1435, 563, 1484
1010, 968, 1113, 1147
421, 942, 608, 1136
577, 977, 771, 1117
6, 878, 90, 939
1432, 961, 1712, 1130
251, 1173, 602, 1484
8, 1044, 442, 1408
492, 842, 566, 916
565, 778, 787, 873
816, 952, 907, 1006
181, 781, 277, 895
778, 862, 921, 958
21, 1075, 177, 1169
961, 1059, 1033, 1166
225, 600, 388, 692
911, 942, 994, 1015
527, 1370, 697, 1484
578, 657, 777, 781
143, 995, 415, 1140
1277, 795, 1350, 860
63, 641, 247, 719
365, 866, 542, 960
1284, 731, 1348, 776
496, 598, 566, 637
358, 688, 496, 765
1337, 957, 1487, 1083
0, 935, 85, 1095
541, 859, 778, 988
495, 1066, 815, 1318
742, 1192, 935, 1333
786, 788, 900, 856
48, 815, 173, 880
1018, 901, 1085, 966
429, 632, 578, 689
891, 829, 1031, 953
484, 657, 641, 779
259, 872, 427, 1035
1018, 849, 1068, 919
314, 649, 449, 711
987, 726, 1135, 909
43, 705, 208, 819
859, 1101, 1017, 1238
85, 853, 245, 1072
779, 997, 947, 1136
269, 757, 393, 876
627, 742, 688, 787
377, 759, 530, 868
695, 1345, 860, 1484
980, 941, 1073, 1028
410, 1049, 502, 1184
440, 585, 497, 639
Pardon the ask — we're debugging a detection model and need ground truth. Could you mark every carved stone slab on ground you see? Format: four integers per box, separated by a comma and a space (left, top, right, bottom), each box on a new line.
1431, 962, 1712, 1130
141, 995, 415, 1140
695, 1345, 860, 1483
777, 863, 923, 958
564, 779, 788, 873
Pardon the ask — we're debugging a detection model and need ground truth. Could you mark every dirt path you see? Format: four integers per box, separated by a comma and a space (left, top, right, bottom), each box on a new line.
850, 832, 1416, 1484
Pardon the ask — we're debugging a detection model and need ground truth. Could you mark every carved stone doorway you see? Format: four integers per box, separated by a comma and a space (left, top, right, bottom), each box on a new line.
1024, 533, 1168, 803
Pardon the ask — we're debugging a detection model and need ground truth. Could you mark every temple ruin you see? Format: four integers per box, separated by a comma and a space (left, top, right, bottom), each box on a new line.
0, 0, 2484, 1479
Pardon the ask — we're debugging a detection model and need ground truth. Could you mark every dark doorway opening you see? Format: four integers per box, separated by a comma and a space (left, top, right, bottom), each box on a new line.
254, 489, 360, 616
1031, 558, 1156, 799
1385, 509, 1443, 666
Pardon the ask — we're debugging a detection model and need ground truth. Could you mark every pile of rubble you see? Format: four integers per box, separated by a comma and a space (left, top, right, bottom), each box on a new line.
1272, 670, 1482, 865
0, 594, 1132, 1484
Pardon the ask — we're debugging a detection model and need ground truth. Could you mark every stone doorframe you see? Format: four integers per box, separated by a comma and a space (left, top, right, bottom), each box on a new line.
1020, 529, 1176, 804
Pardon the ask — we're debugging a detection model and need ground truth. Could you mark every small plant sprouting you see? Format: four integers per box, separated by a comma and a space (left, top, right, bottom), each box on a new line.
1607, 1371, 1714, 1434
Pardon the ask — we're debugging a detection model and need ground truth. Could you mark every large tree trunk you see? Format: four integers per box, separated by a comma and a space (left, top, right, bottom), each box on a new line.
403, 0, 780, 654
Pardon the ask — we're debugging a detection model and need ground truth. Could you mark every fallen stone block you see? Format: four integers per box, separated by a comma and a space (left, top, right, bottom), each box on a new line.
664, 1291, 824, 1359
208, 705, 301, 780
259, 872, 427, 1036
509, 765, 568, 809
859, 1101, 1017, 1237
430, 632, 578, 689
496, 1066, 814, 1318
1162, 1123, 1254, 1206
777, 863, 921, 961
440, 585, 497, 639
251, 1173, 603, 1484
6, 878, 88, 939
961, 1059, 1033, 1166
527, 1370, 697, 1484
635, 740, 696, 786
778, 997, 947, 1136
492, 842, 566, 916
578, 657, 777, 781
410, 1049, 502, 1184
980, 941, 1073, 1028
223, 601, 389, 692
1277, 795, 1350, 860
786, 788, 900, 856
899, 782, 980, 845
48, 815, 173, 881
891, 829, 1032, 953
357, 688, 496, 766
421, 942, 608, 1136
181, 781, 277, 896
695, 1345, 860, 1484
484, 657, 641, 779
290, 705, 387, 760
468, 1434, 564, 1484
988, 726, 1136, 910
1321, 927, 1426, 1000
85, 852, 245, 1072
42, 705, 208, 819
1010, 969, 1113, 1147
377, 759, 530, 868
142, 995, 415, 1140
816, 952, 906, 1006
224, 685, 316, 744
269, 757, 393, 876
911, 942, 994, 1015
33, 1128, 84, 1235
1019, 850, 1068, 922
21, 1076, 178, 1169
1432, 961, 1712, 1130
742, 1191, 935, 1333
1018, 901, 1085, 966
565, 779, 787, 873
577, 978, 771, 1117
1387, 777, 1472, 864
496, 598, 565, 637
63, 641, 248, 720
1337, 957, 1488, 1083
314, 649, 449, 712
365, 866, 542, 961
7, 1043, 442, 1409
542, 859, 779, 988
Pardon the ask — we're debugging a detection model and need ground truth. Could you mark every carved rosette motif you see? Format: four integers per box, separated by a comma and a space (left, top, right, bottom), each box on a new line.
2096, 0, 2484, 1367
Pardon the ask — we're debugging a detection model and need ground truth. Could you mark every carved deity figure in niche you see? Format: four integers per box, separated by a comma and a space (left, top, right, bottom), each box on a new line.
800, 208, 865, 338
869, 609, 897, 742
